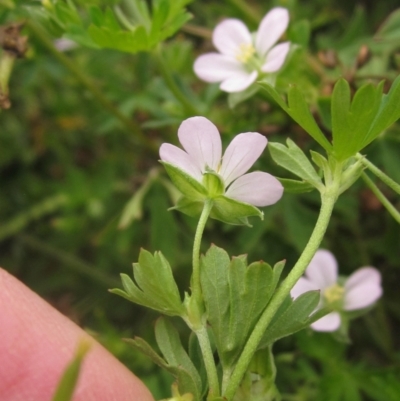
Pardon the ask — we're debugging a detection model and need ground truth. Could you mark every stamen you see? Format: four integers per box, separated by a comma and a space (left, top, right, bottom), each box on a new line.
236, 43, 256, 63
324, 284, 344, 304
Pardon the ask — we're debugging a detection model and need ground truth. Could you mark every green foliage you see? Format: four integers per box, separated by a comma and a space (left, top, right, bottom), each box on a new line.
200, 245, 283, 369
268, 139, 323, 190
258, 292, 321, 348
110, 249, 184, 316
126, 318, 202, 400
26, 0, 192, 53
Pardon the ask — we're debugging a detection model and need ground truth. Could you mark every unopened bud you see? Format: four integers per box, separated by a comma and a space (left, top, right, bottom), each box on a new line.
356, 45, 371, 68
318, 49, 338, 69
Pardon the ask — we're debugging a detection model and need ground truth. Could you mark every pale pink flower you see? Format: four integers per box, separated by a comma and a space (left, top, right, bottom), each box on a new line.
194, 7, 290, 93
159, 116, 283, 207
291, 249, 383, 332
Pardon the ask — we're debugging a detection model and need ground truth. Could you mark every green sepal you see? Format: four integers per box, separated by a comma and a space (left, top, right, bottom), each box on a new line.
170, 196, 204, 217
110, 249, 184, 316
161, 161, 208, 201
203, 171, 224, 197
269, 139, 323, 190
211, 195, 263, 226
258, 291, 321, 348
260, 83, 332, 151
200, 245, 280, 369
171, 194, 263, 226
331, 79, 383, 160
278, 177, 315, 193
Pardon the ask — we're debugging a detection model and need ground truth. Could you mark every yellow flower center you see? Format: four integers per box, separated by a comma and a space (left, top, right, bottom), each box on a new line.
323, 284, 344, 304
236, 43, 256, 63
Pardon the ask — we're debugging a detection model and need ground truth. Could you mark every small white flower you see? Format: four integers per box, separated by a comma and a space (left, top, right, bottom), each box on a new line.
159, 116, 283, 207
291, 249, 383, 332
193, 7, 290, 93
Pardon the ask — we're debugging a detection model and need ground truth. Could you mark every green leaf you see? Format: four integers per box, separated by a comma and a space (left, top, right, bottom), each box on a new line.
200, 246, 277, 368
161, 162, 208, 201
261, 84, 332, 151
110, 249, 184, 316
126, 334, 201, 401
331, 79, 383, 160
51, 342, 90, 401
155, 318, 202, 400
365, 75, 400, 147
211, 195, 263, 226
278, 178, 315, 193
259, 291, 320, 348
88, 24, 149, 53
125, 336, 169, 368
268, 139, 323, 189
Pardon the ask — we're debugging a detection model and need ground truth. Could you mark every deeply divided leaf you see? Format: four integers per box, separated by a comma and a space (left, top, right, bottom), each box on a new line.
155, 318, 202, 400
268, 139, 322, 189
110, 249, 184, 316
259, 291, 320, 348
201, 245, 280, 369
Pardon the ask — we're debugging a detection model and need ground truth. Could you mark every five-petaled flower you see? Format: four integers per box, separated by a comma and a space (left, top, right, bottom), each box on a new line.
194, 7, 290, 93
291, 249, 383, 332
160, 116, 283, 212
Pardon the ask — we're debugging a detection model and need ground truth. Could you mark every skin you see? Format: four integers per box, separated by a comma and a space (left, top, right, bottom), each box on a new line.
0, 268, 155, 401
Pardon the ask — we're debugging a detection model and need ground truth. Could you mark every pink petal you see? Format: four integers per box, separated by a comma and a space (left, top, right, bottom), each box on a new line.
212, 19, 252, 57
311, 312, 341, 332
193, 53, 245, 83
261, 42, 290, 73
305, 249, 338, 290
256, 7, 289, 57
159, 143, 202, 181
219, 70, 258, 93
177, 117, 222, 173
344, 268, 382, 310
219, 132, 267, 185
225, 171, 283, 206
290, 277, 319, 300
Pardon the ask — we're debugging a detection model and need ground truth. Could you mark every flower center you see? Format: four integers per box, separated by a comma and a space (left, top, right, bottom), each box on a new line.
236, 43, 256, 63
323, 284, 344, 305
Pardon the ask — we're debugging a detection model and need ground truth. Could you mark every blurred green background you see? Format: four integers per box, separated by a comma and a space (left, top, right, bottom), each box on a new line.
0, 0, 399, 399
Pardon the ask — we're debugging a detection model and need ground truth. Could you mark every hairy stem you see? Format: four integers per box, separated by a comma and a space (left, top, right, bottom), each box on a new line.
223, 175, 341, 399
357, 154, 400, 195
361, 172, 400, 224
192, 199, 213, 301
195, 325, 220, 398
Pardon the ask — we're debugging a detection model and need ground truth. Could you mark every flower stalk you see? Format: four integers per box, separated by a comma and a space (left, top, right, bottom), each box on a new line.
223, 166, 342, 400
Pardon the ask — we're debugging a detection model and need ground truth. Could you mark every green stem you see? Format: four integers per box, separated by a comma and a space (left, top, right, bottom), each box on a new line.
192, 199, 213, 301
223, 179, 341, 400
189, 199, 219, 397
357, 154, 400, 195
155, 45, 200, 116
195, 325, 220, 398
361, 172, 400, 224
25, 20, 155, 152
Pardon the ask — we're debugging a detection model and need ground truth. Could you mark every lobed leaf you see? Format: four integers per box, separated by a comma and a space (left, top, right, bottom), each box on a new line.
110, 249, 184, 316
268, 139, 323, 190
259, 291, 320, 348
155, 318, 202, 400
201, 246, 282, 369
